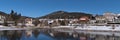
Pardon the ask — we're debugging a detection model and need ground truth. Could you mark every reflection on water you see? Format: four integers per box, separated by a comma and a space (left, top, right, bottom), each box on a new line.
0, 29, 120, 40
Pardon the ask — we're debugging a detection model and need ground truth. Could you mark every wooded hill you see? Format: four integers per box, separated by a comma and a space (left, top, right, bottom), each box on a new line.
0, 10, 94, 20
38, 11, 94, 19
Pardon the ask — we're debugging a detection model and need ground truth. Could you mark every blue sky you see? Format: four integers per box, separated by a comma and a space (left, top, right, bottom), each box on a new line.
0, 0, 120, 17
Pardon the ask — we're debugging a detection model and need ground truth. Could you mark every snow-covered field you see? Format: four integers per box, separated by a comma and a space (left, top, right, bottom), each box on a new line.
53, 25, 120, 31
0, 25, 27, 30
75, 26, 120, 32
53, 26, 75, 29
0, 27, 25, 30
53, 25, 120, 36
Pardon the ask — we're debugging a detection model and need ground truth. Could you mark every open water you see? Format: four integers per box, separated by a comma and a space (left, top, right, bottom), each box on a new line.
0, 29, 119, 40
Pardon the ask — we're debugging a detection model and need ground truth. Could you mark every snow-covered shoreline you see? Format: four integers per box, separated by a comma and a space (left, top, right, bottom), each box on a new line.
53, 25, 120, 32
74, 26, 120, 32
52, 26, 120, 37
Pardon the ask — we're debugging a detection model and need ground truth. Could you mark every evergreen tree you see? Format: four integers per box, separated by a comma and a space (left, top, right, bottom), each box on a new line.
9, 10, 22, 26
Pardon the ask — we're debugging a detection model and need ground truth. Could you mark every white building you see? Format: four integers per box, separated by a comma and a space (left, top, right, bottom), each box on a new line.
25, 18, 34, 27
103, 12, 115, 22
0, 15, 6, 24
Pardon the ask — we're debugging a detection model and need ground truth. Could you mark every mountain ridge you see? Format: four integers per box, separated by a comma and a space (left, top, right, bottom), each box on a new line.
38, 11, 93, 19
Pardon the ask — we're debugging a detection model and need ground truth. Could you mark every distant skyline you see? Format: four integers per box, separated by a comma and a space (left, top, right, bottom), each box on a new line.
0, 0, 120, 17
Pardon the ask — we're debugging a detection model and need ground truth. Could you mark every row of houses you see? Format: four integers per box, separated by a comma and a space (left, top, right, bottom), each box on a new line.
38, 12, 120, 26
0, 15, 34, 27
94, 12, 120, 24
0, 12, 120, 27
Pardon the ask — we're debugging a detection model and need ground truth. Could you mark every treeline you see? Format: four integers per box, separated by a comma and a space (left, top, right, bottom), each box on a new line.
0, 10, 35, 26
3, 10, 22, 26
9, 10, 21, 21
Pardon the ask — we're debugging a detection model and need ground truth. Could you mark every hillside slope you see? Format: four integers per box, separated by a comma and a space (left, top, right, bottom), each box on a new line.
39, 11, 93, 19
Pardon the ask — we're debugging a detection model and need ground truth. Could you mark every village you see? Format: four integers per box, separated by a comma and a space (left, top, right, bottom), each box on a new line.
0, 12, 120, 30
1, 0, 120, 40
